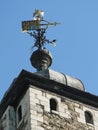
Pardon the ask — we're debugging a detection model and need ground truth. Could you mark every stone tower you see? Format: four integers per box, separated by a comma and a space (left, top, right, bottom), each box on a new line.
0, 10, 98, 130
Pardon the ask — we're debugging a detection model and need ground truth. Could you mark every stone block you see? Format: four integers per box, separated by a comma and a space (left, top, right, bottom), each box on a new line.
95, 126, 98, 130
30, 97, 40, 104
31, 119, 37, 126
35, 126, 44, 130
30, 109, 37, 115
29, 92, 36, 98
94, 121, 98, 127
44, 106, 50, 112
37, 94, 48, 102
30, 102, 36, 107
30, 114, 43, 122
40, 100, 48, 107
29, 86, 42, 95
46, 93, 61, 102
75, 103, 80, 108
59, 112, 69, 118
94, 112, 98, 118
59, 105, 68, 113
77, 116, 85, 124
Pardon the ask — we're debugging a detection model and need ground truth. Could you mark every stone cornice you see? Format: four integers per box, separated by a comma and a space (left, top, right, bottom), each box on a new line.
0, 69, 98, 119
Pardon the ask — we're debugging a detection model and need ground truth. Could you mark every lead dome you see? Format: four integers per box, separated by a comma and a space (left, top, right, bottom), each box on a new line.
35, 69, 85, 91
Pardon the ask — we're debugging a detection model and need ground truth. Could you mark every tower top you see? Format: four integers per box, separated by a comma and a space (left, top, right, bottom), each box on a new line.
22, 9, 59, 71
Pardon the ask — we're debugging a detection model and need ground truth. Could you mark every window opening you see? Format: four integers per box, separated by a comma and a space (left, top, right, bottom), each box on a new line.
17, 105, 22, 123
85, 111, 93, 124
50, 98, 57, 111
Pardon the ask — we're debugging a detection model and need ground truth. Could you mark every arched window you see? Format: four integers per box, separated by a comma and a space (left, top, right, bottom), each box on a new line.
85, 111, 93, 124
50, 98, 58, 112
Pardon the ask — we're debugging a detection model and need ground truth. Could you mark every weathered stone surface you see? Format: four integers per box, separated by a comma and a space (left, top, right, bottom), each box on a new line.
28, 86, 97, 130
41, 112, 94, 130
0, 86, 98, 130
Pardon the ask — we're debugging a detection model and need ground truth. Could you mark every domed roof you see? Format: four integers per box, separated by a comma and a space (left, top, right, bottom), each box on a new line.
35, 69, 85, 91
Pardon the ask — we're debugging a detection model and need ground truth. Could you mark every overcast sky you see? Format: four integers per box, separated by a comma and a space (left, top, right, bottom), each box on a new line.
0, 0, 98, 100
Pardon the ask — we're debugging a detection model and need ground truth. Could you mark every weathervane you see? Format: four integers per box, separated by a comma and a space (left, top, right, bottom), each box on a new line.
22, 9, 60, 50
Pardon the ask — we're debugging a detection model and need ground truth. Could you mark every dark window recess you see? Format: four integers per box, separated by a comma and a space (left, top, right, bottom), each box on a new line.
85, 111, 93, 124
17, 105, 22, 123
50, 98, 57, 111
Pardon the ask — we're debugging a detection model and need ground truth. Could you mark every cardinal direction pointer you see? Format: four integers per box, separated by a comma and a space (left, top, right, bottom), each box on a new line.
22, 9, 59, 50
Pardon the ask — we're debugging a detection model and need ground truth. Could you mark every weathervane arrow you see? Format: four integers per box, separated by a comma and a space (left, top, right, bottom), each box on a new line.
22, 9, 60, 50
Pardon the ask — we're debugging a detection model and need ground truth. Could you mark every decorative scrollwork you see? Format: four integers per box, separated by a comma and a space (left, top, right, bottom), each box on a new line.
22, 9, 59, 50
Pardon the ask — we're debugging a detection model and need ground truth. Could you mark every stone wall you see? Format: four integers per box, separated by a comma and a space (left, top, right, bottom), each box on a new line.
42, 110, 94, 130
16, 89, 30, 130
29, 85, 98, 130
0, 106, 15, 130
1, 85, 98, 130
0, 89, 30, 130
